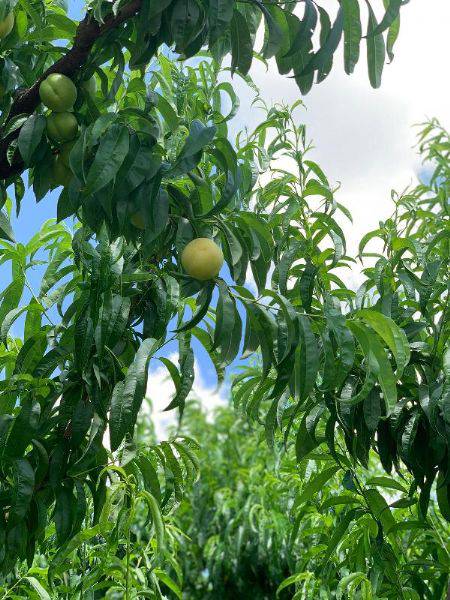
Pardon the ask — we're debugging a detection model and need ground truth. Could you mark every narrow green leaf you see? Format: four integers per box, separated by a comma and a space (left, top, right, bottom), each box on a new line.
176, 283, 214, 332
9, 458, 35, 525
23, 577, 51, 600
358, 309, 410, 376
230, 10, 253, 75
348, 321, 397, 414
370, 0, 402, 37
1, 304, 42, 345
342, 0, 361, 74
152, 91, 180, 129
138, 454, 161, 502
213, 280, 241, 366
366, 476, 407, 494
283, 0, 317, 59
208, 0, 234, 46
138, 490, 165, 552
85, 124, 129, 194
0, 211, 14, 242
154, 569, 182, 599
299, 8, 343, 76
436, 471, 450, 522
54, 485, 74, 544
299, 262, 317, 312
293, 465, 340, 509
321, 495, 361, 511
18, 114, 46, 165
49, 525, 102, 575
366, 0, 386, 88
258, 2, 284, 59
168, 120, 217, 177
110, 338, 158, 451
386, 13, 400, 62
295, 404, 324, 461
365, 487, 397, 534
163, 346, 194, 417
295, 315, 319, 402
323, 508, 359, 563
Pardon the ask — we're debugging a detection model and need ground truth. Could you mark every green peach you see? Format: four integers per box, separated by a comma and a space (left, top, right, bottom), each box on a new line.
46, 112, 78, 143
39, 73, 77, 112
0, 12, 14, 40
181, 238, 224, 281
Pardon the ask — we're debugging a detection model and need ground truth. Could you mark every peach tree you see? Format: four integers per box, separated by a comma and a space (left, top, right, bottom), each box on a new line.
1, 0, 446, 592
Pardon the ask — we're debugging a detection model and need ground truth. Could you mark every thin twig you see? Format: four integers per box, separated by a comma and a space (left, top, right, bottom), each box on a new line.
0, 0, 142, 180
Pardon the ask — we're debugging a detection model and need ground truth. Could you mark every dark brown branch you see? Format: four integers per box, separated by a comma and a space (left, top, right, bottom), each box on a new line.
0, 0, 142, 181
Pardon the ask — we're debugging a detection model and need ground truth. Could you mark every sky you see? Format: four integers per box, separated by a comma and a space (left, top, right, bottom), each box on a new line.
6, 0, 450, 434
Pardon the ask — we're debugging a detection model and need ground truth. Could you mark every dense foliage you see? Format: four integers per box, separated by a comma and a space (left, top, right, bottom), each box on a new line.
1, 101, 449, 595
176, 400, 450, 599
0, 0, 448, 597
1, 395, 449, 598
0, 0, 409, 203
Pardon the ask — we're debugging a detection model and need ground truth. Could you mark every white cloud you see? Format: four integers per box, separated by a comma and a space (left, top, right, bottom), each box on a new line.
146, 353, 227, 440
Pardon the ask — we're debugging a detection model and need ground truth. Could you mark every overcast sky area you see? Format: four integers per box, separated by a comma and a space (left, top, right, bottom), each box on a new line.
10, 1, 450, 432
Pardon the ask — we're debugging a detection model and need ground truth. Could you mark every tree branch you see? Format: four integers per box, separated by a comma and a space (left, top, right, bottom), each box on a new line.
0, 0, 142, 181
